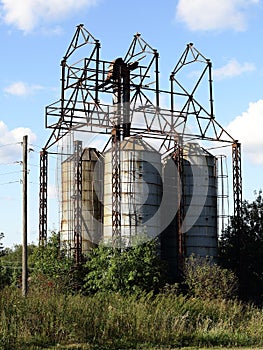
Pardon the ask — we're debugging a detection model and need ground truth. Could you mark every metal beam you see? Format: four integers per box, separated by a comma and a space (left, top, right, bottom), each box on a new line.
39, 149, 48, 244
232, 142, 242, 222
73, 140, 83, 264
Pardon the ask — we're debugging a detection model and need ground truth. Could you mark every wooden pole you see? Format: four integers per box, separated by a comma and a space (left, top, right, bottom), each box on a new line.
22, 135, 28, 296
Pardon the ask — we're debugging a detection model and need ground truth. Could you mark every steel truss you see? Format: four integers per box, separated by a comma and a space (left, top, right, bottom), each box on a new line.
73, 140, 83, 264
39, 24, 242, 263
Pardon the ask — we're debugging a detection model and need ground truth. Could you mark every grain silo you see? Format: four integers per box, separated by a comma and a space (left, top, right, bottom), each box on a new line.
60, 143, 103, 253
161, 142, 218, 279
103, 136, 162, 247
183, 143, 218, 258
40, 25, 242, 272
81, 148, 104, 251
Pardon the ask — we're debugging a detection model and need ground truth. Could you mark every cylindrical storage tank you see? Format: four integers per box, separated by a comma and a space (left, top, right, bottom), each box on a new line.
183, 143, 218, 258
103, 136, 162, 247
161, 155, 180, 280
81, 148, 103, 251
60, 146, 103, 253
161, 143, 218, 280
60, 154, 75, 250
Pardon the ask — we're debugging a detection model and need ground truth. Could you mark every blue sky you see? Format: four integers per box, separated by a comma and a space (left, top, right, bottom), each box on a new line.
0, 0, 262, 247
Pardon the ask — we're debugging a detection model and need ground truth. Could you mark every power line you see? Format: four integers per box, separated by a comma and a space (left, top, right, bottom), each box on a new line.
0, 180, 20, 186
0, 142, 20, 148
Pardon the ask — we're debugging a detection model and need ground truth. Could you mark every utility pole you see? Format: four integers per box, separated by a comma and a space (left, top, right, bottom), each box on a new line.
22, 135, 28, 296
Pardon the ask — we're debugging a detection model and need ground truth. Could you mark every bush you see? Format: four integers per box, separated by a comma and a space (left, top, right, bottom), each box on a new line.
83, 238, 167, 294
219, 190, 263, 302
184, 255, 238, 300
30, 232, 78, 293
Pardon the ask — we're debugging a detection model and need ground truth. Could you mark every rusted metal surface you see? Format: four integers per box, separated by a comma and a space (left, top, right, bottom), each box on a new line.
73, 141, 82, 265
111, 131, 121, 248
39, 150, 48, 244
81, 148, 103, 251
232, 142, 242, 222
39, 24, 242, 266
104, 137, 162, 247
174, 145, 185, 274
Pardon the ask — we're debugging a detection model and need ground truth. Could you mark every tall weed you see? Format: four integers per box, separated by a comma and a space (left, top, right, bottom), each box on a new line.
1, 287, 263, 349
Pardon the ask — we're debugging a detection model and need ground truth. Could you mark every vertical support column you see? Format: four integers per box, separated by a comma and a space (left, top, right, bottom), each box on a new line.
170, 74, 174, 113
232, 142, 242, 222
174, 144, 185, 275
232, 142, 243, 281
39, 149, 48, 245
73, 140, 83, 265
154, 50, 160, 109
95, 40, 100, 104
122, 65, 131, 139
111, 130, 121, 249
208, 60, 214, 119
22, 135, 28, 297
111, 59, 122, 249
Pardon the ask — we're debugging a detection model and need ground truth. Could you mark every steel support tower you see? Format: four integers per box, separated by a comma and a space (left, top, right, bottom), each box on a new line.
39, 24, 242, 264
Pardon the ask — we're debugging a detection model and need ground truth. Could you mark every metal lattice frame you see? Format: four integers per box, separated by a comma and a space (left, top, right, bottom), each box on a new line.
73, 140, 83, 264
39, 150, 48, 245
172, 143, 185, 273
232, 142, 242, 221
111, 131, 121, 248
39, 24, 242, 261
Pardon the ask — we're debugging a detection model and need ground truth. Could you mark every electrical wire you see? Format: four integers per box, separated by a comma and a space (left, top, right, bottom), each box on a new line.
0, 180, 20, 186
0, 142, 20, 148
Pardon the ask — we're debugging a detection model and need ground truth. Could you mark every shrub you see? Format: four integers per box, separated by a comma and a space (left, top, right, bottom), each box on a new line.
83, 238, 167, 294
184, 255, 238, 300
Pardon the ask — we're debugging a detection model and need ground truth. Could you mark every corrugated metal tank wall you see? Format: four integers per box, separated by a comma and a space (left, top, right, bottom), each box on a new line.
161, 155, 180, 278
81, 148, 103, 251
161, 143, 218, 280
61, 155, 74, 249
60, 147, 103, 252
103, 136, 162, 246
183, 143, 218, 258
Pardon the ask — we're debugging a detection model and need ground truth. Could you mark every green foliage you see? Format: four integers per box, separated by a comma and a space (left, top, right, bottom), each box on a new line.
83, 238, 167, 294
1, 287, 263, 349
0, 232, 4, 257
184, 255, 238, 300
0, 243, 37, 289
0, 232, 11, 289
219, 190, 263, 302
30, 232, 77, 293
0, 264, 11, 290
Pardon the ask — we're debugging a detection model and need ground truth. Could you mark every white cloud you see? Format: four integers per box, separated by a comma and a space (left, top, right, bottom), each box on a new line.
213, 59, 256, 80
175, 0, 259, 32
226, 99, 263, 164
4, 82, 44, 96
0, 0, 98, 33
0, 121, 36, 163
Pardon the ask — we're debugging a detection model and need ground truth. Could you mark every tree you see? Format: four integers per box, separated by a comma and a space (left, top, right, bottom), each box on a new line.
30, 231, 76, 293
0, 243, 37, 289
219, 190, 263, 302
83, 238, 167, 294
0, 232, 5, 257
0, 233, 11, 289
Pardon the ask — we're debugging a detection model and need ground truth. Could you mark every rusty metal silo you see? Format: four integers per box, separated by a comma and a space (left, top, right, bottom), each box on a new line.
103, 136, 162, 247
161, 143, 218, 280
60, 145, 103, 253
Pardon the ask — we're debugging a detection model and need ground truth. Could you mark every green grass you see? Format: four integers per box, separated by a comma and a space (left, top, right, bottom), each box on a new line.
1, 286, 263, 349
